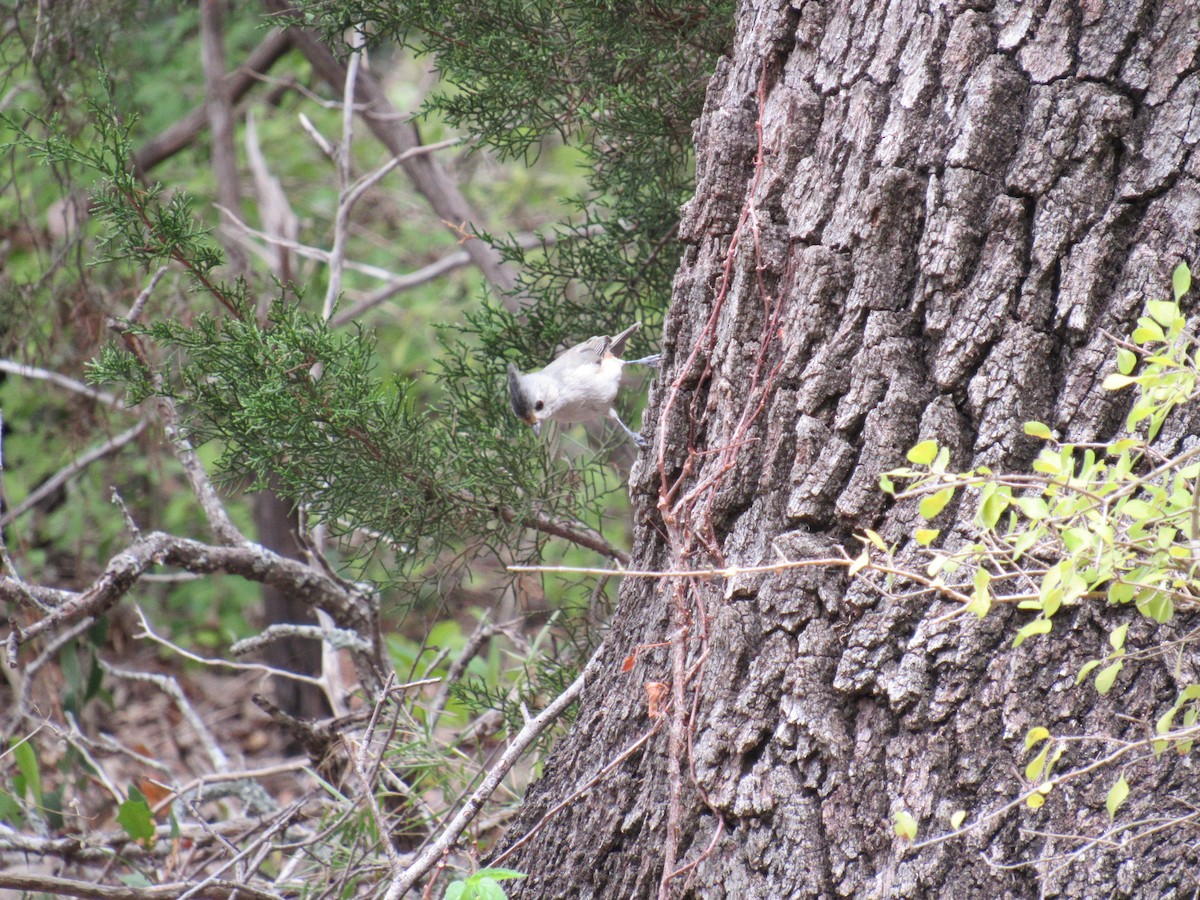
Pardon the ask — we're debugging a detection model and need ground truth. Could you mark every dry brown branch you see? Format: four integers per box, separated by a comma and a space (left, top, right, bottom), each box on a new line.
2, 531, 383, 688
494, 502, 629, 565
0, 872, 283, 900
200, 0, 249, 277
0, 360, 121, 407
133, 28, 293, 174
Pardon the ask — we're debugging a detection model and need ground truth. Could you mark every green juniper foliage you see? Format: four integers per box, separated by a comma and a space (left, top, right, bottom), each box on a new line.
6, 97, 580, 591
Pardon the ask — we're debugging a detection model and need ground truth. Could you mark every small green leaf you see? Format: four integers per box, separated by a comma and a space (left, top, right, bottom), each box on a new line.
848, 549, 870, 576
965, 593, 991, 618
932, 446, 951, 473
117, 789, 156, 843
1025, 744, 1049, 782
907, 440, 938, 465
1102, 373, 1138, 391
1076, 659, 1103, 685
11, 738, 42, 808
1017, 496, 1050, 520
1136, 589, 1174, 623
1106, 774, 1130, 821
1109, 623, 1128, 652
1042, 587, 1063, 618
978, 484, 1010, 529
1108, 582, 1136, 605
863, 529, 888, 552
1147, 298, 1180, 327
1024, 726, 1051, 750
476, 880, 510, 900
893, 810, 918, 842
473, 869, 527, 883
1122, 499, 1152, 520
919, 487, 955, 520
1026, 791, 1045, 810
1013, 618, 1052, 648
1173, 262, 1192, 300
1094, 660, 1123, 695
1116, 347, 1136, 375
879, 473, 895, 495
1132, 321, 1164, 344
949, 810, 967, 829
444, 884, 466, 900
1023, 421, 1052, 439
914, 528, 939, 547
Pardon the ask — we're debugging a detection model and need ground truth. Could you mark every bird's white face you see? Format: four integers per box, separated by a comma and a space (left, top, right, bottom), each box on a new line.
527, 385, 555, 434
507, 367, 559, 433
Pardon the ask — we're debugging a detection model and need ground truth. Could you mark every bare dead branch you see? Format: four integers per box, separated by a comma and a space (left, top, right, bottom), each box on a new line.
0, 360, 121, 407
2, 531, 383, 688
331, 228, 588, 327
327, 130, 462, 319
125, 265, 169, 325
322, 33, 364, 321
261, 0, 524, 305
384, 651, 599, 898
0, 418, 149, 529
0, 871, 284, 900
133, 28, 293, 174
494, 503, 630, 565
153, 394, 244, 546
244, 110, 298, 292
201, 0, 249, 276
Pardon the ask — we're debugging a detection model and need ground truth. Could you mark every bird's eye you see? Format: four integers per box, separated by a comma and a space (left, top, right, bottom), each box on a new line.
534, 400, 545, 411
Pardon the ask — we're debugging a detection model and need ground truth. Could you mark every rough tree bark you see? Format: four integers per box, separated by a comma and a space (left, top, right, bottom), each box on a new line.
493, 2, 1200, 897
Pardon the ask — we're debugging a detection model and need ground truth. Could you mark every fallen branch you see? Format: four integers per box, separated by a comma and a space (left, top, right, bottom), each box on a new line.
0, 871, 283, 900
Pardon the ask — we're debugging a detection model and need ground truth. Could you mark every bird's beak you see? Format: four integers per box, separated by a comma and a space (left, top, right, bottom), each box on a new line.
532, 421, 541, 436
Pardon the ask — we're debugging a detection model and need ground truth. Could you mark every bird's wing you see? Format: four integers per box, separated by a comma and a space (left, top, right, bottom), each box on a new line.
543, 323, 642, 375
570, 335, 611, 366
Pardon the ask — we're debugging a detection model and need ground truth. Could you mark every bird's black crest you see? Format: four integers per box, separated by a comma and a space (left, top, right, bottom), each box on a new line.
507, 363, 533, 422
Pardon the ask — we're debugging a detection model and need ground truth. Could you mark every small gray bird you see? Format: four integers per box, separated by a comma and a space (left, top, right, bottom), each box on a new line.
507, 322, 661, 447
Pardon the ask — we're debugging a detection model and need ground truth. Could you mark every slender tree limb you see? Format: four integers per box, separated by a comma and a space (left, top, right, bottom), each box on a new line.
244, 111, 298, 293
0, 360, 121, 407
0, 872, 283, 900
2, 531, 382, 687
0, 418, 149, 529
322, 31, 364, 321
153, 394, 244, 546
200, 0, 249, 276
496, 504, 630, 565
332, 228, 587, 326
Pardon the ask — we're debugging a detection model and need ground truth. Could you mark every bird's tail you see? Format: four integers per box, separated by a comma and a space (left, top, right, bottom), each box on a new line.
608, 321, 642, 358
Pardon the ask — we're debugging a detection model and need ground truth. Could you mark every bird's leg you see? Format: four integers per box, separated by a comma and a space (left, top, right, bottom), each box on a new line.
608, 407, 647, 448
627, 354, 662, 368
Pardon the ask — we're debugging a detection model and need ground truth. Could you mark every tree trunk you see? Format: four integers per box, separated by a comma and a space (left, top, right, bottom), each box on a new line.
493, 1, 1200, 897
